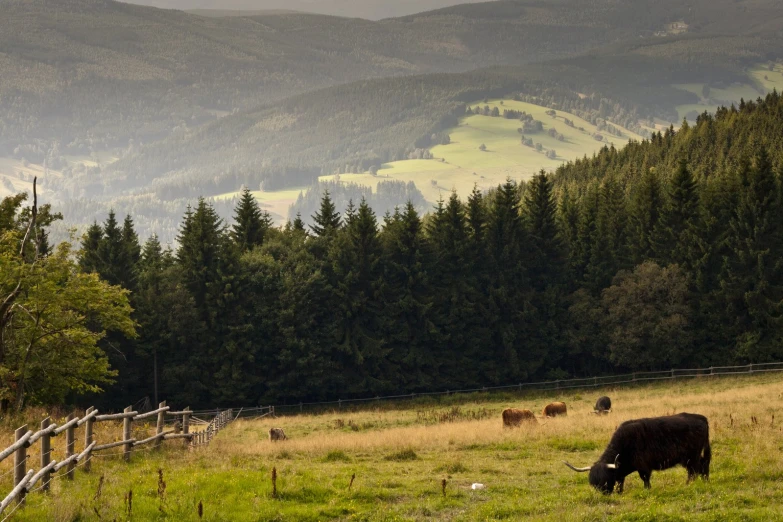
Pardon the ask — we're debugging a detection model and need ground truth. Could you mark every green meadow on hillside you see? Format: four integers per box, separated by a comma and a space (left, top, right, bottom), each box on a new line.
6, 373, 783, 521
674, 63, 783, 121
319, 99, 642, 204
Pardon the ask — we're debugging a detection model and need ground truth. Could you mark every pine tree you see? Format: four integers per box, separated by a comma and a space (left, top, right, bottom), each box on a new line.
176, 198, 245, 403
96, 210, 124, 287
380, 202, 436, 389
585, 177, 629, 291
177, 198, 236, 315
428, 191, 489, 387
330, 198, 385, 394
79, 221, 103, 274
557, 185, 579, 258
121, 215, 141, 291
653, 159, 700, 267
720, 148, 783, 361
232, 188, 271, 251
572, 181, 600, 284
466, 185, 485, 246
292, 213, 306, 233
310, 190, 342, 236
524, 171, 566, 290
484, 179, 531, 382
629, 167, 663, 263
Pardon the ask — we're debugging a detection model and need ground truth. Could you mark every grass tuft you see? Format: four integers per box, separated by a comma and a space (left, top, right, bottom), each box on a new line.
322, 450, 352, 463
384, 448, 419, 461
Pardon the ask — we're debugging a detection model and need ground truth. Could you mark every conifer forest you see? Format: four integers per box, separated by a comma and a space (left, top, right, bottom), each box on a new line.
4, 93, 781, 411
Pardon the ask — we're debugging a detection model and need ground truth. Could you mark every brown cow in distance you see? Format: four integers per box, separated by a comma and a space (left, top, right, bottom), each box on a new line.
269, 428, 288, 441
502, 408, 536, 427
543, 402, 567, 417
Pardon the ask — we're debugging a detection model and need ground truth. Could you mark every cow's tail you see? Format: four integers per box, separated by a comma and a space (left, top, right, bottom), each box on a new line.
701, 440, 712, 479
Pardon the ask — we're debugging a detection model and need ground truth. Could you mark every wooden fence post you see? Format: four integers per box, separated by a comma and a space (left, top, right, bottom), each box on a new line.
155, 401, 166, 450
84, 407, 94, 472
183, 408, 191, 447
123, 406, 133, 462
66, 413, 76, 480
14, 425, 27, 505
182, 408, 191, 435
40, 417, 52, 492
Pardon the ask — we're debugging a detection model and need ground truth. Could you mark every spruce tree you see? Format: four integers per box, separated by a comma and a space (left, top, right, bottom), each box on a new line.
720, 148, 783, 361
484, 179, 531, 382
557, 185, 579, 258
428, 191, 488, 387
310, 190, 342, 236
330, 198, 385, 394
79, 221, 103, 274
380, 202, 436, 389
572, 181, 600, 284
585, 177, 629, 291
292, 213, 306, 233
524, 171, 566, 290
652, 159, 700, 267
121, 215, 141, 291
232, 188, 271, 251
96, 210, 124, 287
629, 167, 663, 263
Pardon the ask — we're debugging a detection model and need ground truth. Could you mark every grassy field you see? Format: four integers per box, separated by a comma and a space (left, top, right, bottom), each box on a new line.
318, 98, 642, 204
673, 63, 783, 121
4, 373, 783, 521
212, 187, 308, 223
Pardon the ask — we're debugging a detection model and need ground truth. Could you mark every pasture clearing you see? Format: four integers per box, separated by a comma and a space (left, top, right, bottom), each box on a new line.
321, 98, 642, 205
674, 63, 783, 121
6, 373, 783, 521
212, 187, 308, 223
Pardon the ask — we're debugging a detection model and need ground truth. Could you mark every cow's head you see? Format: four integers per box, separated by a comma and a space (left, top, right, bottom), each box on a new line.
564, 454, 620, 494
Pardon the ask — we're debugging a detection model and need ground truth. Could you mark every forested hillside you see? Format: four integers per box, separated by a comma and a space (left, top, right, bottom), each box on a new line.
13, 93, 772, 411
2, 0, 723, 157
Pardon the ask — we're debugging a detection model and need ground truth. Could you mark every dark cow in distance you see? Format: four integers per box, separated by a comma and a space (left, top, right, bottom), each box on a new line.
502, 408, 536, 427
564, 413, 711, 494
594, 396, 612, 414
269, 428, 288, 441
543, 402, 567, 417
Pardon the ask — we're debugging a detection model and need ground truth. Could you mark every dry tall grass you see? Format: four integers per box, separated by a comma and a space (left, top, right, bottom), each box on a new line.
219, 374, 783, 459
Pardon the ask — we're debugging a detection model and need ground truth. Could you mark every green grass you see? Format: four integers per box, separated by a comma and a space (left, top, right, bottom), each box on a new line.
673, 64, 783, 121
7, 373, 783, 521
324, 98, 643, 204
212, 187, 308, 222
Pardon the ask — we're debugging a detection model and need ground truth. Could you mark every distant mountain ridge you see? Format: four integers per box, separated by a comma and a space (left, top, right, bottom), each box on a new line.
1, 0, 783, 240
125, 0, 483, 20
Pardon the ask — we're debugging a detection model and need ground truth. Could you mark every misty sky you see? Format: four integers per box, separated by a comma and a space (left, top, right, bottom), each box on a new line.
124, 0, 481, 19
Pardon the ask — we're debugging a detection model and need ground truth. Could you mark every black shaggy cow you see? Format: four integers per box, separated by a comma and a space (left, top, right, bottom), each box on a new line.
564, 413, 711, 494
594, 396, 612, 414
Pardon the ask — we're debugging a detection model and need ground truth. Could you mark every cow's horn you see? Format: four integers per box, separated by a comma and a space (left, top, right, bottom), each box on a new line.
563, 461, 591, 472
606, 454, 620, 469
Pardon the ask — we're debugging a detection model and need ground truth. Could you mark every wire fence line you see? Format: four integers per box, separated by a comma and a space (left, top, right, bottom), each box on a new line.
249, 362, 783, 416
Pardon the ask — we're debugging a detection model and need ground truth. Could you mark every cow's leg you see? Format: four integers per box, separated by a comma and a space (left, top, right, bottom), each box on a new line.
686, 455, 700, 483
616, 478, 625, 494
638, 471, 651, 489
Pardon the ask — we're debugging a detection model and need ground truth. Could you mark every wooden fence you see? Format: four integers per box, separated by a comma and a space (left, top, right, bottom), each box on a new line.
0, 402, 239, 518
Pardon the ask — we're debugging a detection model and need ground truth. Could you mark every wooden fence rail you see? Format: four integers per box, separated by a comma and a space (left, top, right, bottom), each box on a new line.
0, 402, 237, 517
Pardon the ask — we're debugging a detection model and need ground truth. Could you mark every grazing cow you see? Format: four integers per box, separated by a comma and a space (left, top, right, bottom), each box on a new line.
594, 396, 612, 414
502, 408, 536, 427
269, 427, 288, 441
564, 412, 711, 494
543, 402, 567, 417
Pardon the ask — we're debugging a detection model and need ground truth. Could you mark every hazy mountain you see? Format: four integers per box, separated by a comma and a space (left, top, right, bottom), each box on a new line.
3, 0, 717, 160
2, 0, 782, 240
126, 0, 482, 20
